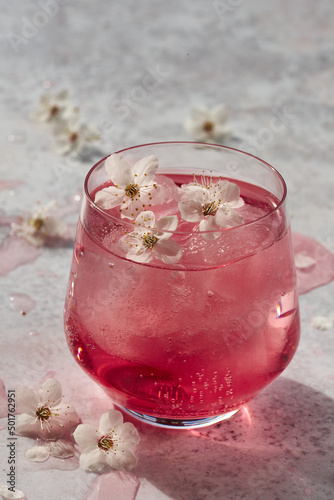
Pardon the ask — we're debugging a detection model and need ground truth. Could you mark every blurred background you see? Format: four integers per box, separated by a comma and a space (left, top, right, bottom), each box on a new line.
2, 0, 334, 239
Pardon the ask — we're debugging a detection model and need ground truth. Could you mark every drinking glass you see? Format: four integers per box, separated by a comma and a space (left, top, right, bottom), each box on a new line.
64, 142, 300, 428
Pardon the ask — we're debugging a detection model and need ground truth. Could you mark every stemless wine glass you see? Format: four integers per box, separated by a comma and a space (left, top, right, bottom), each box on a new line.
64, 142, 300, 429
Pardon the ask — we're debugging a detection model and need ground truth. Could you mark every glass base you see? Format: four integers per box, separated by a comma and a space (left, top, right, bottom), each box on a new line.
121, 408, 240, 429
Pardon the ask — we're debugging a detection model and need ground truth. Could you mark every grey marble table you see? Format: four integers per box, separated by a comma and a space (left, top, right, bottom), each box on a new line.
1, 1, 334, 499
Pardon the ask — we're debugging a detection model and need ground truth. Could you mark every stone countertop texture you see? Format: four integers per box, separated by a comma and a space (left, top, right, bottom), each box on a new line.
1, 0, 334, 499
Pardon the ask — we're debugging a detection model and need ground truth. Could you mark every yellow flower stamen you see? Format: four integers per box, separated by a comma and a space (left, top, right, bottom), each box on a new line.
36, 405, 52, 422
98, 435, 114, 452
125, 183, 140, 199
142, 233, 158, 249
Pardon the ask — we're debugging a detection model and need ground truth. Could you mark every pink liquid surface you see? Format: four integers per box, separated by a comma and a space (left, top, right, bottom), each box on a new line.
64, 175, 300, 420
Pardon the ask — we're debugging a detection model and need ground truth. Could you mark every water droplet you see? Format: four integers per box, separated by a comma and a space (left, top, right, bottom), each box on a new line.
29, 330, 39, 337
207, 290, 214, 297
74, 244, 84, 263
9, 293, 36, 315
7, 131, 27, 144
108, 262, 114, 269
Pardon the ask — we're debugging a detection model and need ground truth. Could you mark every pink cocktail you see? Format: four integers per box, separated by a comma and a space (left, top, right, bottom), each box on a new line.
64, 142, 300, 428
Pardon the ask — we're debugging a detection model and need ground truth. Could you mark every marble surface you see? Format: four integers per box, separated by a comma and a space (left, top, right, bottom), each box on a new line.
1, 0, 334, 498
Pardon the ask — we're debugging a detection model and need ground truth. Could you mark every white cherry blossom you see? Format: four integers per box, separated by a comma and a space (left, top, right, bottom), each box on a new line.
119, 210, 182, 264
74, 409, 140, 472
53, 116, 101, 157
179, 176, 244, 240
11, 200, 67, 247
16, 378, 79, 439
33, 89, 72, 124
185, 104, 230, 142
94, 154, 165, 219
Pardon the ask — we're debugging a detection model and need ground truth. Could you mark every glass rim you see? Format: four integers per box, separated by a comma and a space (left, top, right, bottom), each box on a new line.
84, 141, 287, 235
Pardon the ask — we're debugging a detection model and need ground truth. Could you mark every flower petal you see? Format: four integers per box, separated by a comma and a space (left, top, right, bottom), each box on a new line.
94, 186, 125, 209
215, 208, 244, 228
99, 409, 124, 435
0, 486, 26, 499
217, 180, 241, 204
17, 387, 38, 414
126, 245, 152, 264
116, 422, 141, 448
48, 439, 75, 459
79, 446, 106, 472
38, 378, 63, 406
43, 217, 67, 237
155, 215, 178, 235
132, 155, 159, 185
199, 217, 221, 241
178, 199, 203, 222
105, 448, 138, 471
154, 238, 182, 264
105, 154, 132, 186
211, 104, 228, 123
134, 211, 156, 228
25, 444, 50, 462
16, 412, 36, 432
74, 424, 99, 448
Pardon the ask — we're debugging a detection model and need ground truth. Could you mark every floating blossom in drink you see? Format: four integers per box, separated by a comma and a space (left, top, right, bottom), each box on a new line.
16, 378, 79, 440
11, 200, 67, 247
179, 176, 244, 240
74, 409, 140, 472
185, 104, 231, 142
33, 89, 72, 124
53, 116, 101, 157
119, 210, 182, 264
94, 154, 165, 219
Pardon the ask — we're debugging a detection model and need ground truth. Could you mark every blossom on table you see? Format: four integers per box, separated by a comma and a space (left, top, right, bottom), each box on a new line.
53, 116, 101, 157
10, 200, 67, 247
179, 176, 244, 240
25, 439, 75, 463
311, 316, 333, 331
33, 89, 72, 124
0, 486, 25, 499
94, 154, 165, 219
184, 104, 231, 142
119, 210, 182, 264
74, 409, 140, 472
16, 378, 79, 440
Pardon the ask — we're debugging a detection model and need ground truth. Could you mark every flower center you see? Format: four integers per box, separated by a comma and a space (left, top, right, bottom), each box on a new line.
32, 217, 45, 231
142, 233, 158, 249
202, 202, 218, 216
50, 105, 59, 117
36, 405, 52, 421
98, 435, 114, 452
70, 132, 78, 143
125, 183, 140, 199
203, 121, 214, 133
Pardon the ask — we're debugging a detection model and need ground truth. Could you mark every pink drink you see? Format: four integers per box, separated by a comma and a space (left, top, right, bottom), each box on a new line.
65, 169, 300, 425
